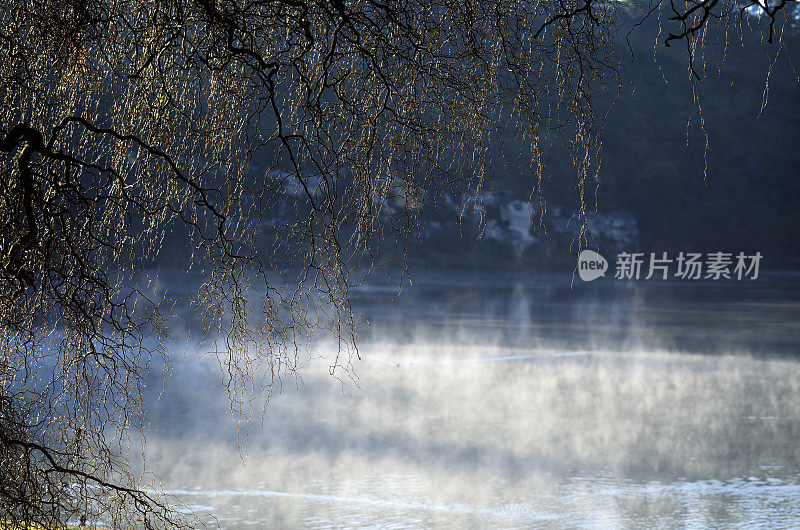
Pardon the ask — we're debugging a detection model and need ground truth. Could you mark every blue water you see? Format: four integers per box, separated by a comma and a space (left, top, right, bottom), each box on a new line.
139, 272, 800, 528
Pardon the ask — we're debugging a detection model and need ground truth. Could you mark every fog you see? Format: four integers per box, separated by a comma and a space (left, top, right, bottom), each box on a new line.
132, 272, 800, 528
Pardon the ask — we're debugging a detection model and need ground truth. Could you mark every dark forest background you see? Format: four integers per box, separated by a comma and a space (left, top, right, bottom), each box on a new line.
406, 17, 800, 271
156, 16, 800, 272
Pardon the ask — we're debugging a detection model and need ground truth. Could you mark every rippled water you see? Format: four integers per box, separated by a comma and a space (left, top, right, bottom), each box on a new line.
140, 272, 800, 528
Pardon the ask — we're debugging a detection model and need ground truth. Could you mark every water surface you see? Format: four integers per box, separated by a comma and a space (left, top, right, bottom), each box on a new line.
142, 272, 800, 528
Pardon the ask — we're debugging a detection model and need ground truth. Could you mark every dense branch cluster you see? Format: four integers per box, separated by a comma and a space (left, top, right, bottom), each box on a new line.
0, 0, 794, 526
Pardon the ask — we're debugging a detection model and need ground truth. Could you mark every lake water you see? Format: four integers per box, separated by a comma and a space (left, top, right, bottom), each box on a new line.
141, 271, 800, 528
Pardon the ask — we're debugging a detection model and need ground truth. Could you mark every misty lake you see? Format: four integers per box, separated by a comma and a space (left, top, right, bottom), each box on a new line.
141, 271, 800, 528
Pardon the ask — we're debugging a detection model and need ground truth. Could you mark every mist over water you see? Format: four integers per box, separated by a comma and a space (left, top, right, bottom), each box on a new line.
139, 272, 800, 528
